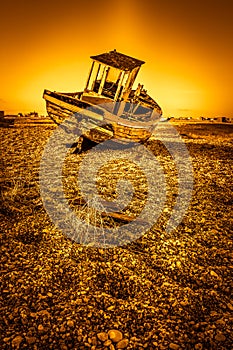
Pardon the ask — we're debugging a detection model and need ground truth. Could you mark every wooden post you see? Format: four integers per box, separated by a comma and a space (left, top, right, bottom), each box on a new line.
126, 67, 140, 91
91, 63, 101, 90
121, 67, 140, 101
98, 66, 109, 95
84, 61, 95, 91
121, 72, 132, 101
116, 101, 126, 116
114, 71, 125, 101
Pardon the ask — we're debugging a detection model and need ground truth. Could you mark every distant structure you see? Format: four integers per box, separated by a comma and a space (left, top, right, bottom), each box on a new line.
0, 110, 53, 127
171, 115, 233, 123
25, 111, 39, 118
201, 116, 233, 123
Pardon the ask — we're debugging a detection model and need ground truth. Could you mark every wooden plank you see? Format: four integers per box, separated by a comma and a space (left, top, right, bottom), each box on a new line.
44, 93, 104, 121
69, 197, 147, 224
114, 71, 125, 101
101, 211, 145, 223
98, 66, 109, 95
85, 60, 95, 90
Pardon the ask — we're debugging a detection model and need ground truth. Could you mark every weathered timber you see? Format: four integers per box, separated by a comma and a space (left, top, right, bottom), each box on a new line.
43, 49, 162, 147
69, 197, 147, 224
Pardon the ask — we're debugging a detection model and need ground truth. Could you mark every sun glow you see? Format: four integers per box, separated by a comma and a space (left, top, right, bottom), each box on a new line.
0, 1, 232, 118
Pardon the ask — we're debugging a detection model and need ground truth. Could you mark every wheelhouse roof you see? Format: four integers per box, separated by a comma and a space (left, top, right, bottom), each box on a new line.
90, 50, 145, 71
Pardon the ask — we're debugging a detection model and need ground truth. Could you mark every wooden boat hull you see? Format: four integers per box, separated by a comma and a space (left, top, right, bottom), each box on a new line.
43, 89, 161, 144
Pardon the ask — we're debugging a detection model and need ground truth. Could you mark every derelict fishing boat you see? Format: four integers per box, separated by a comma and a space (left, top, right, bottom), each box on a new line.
43, 50, 162, 147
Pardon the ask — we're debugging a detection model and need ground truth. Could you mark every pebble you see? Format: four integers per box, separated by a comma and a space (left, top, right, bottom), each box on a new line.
38, 324, 44, 332
210, 270, 219, 278
12, 336, 23, 349
26, 336, 37, 344
215, 333, 226, 341
104, 339, 112, 346
116, 338, 129, 349
195, 344, 203, 350
108, 329, 123, 342
169, 343, 180, 350
227, 303, 233, 311
60, 325, 66, 333
67, 319, 75, 327
3, 337, 11, 343
97, 332, 108, 342
91, 337, 97, 346
61, 345, 68, 350
84, 342, 91, 348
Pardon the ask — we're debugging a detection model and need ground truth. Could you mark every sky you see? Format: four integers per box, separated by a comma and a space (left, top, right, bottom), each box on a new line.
0, 0, 233, 118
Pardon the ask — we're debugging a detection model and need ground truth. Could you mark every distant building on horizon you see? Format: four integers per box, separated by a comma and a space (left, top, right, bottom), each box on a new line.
0, 111, 4, 119
200, 116, 233, 123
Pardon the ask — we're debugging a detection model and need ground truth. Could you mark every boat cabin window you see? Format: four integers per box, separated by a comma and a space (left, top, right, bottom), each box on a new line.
92, 65, 104, 93
92, 66, 122, 98
123, 103, 152, 121
106, 67, 120, 84
102, 67, 122, 98
86, 60, 132, 101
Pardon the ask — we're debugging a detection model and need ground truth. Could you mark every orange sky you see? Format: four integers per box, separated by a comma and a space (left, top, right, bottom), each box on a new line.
0, 0, 233, 118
